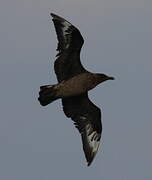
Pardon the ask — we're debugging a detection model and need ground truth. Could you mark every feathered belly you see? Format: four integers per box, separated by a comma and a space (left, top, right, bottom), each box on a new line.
57, 73, 97, 97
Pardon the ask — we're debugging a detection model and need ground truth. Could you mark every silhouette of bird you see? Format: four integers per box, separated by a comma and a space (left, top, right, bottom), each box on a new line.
38, 13, 114, 166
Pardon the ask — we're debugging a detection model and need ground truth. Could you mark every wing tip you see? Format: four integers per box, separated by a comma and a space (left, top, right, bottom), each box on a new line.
50, 13, 56, 17
85, 153, 96, 166
87, 160, 92, 166
50, 13, 65, 22
50, 13, 60, 20
82, 128, 101, 166
50, 13, 56, 18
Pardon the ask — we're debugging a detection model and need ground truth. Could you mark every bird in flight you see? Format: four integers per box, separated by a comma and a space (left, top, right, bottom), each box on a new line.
38, 13, 114, 166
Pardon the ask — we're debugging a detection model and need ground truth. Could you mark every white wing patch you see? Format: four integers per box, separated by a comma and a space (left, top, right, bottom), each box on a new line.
61, 20, 72, 49
85, 124, 101, 154
62, 21, 71, 36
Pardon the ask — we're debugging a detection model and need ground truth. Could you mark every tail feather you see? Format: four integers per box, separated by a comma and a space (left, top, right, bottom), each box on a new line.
38, 85, 59, 106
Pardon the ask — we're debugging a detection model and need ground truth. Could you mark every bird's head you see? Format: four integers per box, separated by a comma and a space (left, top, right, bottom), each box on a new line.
95, 73, 115, 84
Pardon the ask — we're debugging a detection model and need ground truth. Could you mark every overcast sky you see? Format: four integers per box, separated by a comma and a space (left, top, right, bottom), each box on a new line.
0, 0, 152, 179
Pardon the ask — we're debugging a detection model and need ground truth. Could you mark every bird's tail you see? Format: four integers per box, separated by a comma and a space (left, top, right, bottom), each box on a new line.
38, 85, 59, 106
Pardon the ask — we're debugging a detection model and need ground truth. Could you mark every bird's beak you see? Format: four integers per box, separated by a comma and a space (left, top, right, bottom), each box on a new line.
108, 76, 115, 80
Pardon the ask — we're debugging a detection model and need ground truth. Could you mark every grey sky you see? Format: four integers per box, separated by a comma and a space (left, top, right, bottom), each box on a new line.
0, 0, 152, 179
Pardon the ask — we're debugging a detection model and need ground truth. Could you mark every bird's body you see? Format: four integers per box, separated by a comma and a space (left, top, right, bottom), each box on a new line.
42, 72, 111, 99
38, 13, 114, 166
58, 73, 98, 97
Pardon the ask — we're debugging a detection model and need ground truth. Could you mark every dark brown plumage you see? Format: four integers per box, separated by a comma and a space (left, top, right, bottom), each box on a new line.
38, 13, 114, 166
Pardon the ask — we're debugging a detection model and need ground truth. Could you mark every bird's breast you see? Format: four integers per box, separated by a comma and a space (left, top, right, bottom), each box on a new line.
57, 73, 98, 97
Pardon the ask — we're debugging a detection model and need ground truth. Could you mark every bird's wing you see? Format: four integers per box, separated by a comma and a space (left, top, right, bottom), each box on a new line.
51, 13, 87, 82
62, 93, 102, 166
